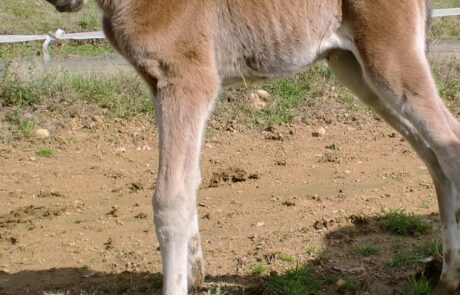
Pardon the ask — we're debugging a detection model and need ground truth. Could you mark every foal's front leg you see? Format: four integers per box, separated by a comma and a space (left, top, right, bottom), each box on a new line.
151, 66, 219, 294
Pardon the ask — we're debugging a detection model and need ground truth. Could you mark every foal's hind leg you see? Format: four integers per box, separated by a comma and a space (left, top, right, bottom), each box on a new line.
328, 49, 460, 294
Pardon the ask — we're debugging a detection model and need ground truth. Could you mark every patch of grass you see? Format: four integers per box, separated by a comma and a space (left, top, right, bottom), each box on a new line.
0, 0, 101, 35
431, 59, 460, 121
43, 292, 97, 295
1, 72, 152, 119
417, 240, 443, 259
3, 107, 37, 138
264, 266, 323, 295
379, 209, 431, 237
50, 42, 113, 58
433, 59, 460, 114
0, 74, 49, 108
18, 120, 36, 137
36, 148, 54, 158
351, 245, 379, 257
247, 64, 336, 127
338, 279, 360, 294
252, 264, 268, 275
431, 0, 460, 40
431, 17, 460, 40
420, 201, 431, 209
405, 275, 433, 295
200, 287, 228, 295
387, 240, 442, 268
341, 92, 366, 112
387, 251, 422, 268
113, 284, 130, 295
61, 73, 152, 118
279, 254, 295, 263
199, 287, 247, 295
433, 0, 460, 9
146, 273, 163, 289
0, 0, 110, 60
0, 41, 114, 60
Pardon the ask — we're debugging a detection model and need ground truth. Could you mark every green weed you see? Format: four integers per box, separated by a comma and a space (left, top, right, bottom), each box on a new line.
405, 275, 433, 295
338, 279, 360, 294
252, 264, 268, 275
264, 266, 323, 295
387, 251, 422, 268
417, 240, 443, 259
387, 240, 442, 267
351, 245, 379, 257
36, 148, 54, 158
1, 72, 152, 119
433, 0, 460, 8
0, 0, 101, 35
247, 64, 334, 127
4, 107, 37, 138
420, 201, 431, 209
379, 209, 431, 236
113, 284, 130, 295
146, 273, 163, 289
0, 75, 48, 108
431, 0, 460, 40
279, 254, 295, 263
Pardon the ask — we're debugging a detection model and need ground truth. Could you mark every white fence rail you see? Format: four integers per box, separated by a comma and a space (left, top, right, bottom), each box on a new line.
0, 8, 459, 62
432, 8, 460, 17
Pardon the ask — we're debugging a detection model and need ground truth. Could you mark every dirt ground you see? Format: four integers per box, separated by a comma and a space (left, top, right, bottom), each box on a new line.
0, 106, 443, 294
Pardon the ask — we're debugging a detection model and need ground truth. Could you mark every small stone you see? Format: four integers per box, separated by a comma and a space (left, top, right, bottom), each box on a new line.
336, 279, 346, 287
249, 92, 267, 110
256, 89, 270, 99
34, 129, 50, 139
312, 127, 326, 137
256, 118, 266, 125
255, 221, 265, 227
115, 147, 126, 153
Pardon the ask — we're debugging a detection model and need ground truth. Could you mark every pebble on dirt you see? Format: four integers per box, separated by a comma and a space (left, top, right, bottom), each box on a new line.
33, 129, 50, 139
256, 89, 270, 99
249, 92, 267, 110
130, 182, 144, 192
312, 127, 326, 137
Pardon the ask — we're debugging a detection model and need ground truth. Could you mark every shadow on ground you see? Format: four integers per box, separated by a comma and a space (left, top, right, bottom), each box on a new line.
0, 213, 443, 295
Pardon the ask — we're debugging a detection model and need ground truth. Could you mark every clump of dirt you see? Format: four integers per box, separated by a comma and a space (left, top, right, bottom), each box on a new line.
37, 189, 65, 198
0, 205, 68, 230
208, 167, 260, 188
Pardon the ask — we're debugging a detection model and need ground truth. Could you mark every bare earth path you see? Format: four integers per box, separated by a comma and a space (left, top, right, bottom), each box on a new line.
0, 112, 442, 294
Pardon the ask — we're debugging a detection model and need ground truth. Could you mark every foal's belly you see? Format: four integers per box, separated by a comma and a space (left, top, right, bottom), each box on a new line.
214, 0, 343, 85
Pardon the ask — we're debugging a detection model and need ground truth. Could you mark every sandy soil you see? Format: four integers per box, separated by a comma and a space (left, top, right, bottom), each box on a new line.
0, 110, 442, 295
